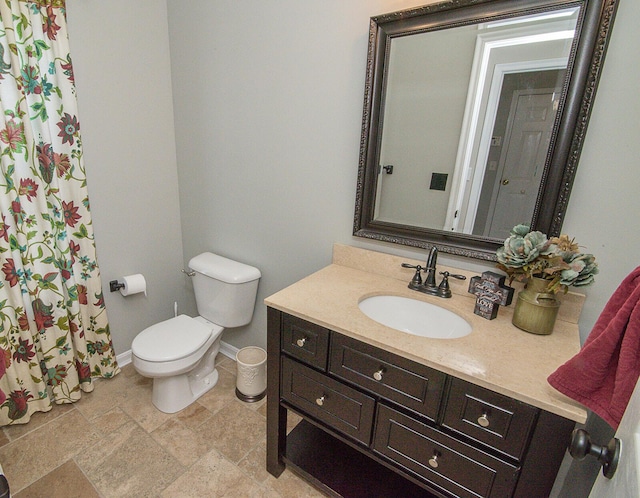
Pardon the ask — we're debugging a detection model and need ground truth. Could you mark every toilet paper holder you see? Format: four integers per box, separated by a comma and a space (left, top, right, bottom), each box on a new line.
109, 274, 147, 296
109, 280, 125, 292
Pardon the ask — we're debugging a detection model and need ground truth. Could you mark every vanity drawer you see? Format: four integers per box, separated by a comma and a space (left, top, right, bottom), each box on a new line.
329, 334, 445, 421
281, 356, 375, 445
442, 378, 538, 461
281, 314, 330, 370
374, 404, 519, 498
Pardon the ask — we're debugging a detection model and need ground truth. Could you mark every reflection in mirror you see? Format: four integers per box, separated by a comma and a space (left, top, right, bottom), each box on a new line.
375, 9, 578, 240
354, 0, 618, 260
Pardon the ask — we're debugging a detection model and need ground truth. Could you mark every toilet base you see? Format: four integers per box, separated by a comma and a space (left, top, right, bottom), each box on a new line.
152, 368, 220, 413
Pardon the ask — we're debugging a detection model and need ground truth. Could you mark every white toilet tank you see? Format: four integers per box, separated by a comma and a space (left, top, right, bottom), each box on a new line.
188, 252, 261, 328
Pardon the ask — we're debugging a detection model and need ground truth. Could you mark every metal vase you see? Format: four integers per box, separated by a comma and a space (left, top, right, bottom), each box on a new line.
512, 277, 560, 335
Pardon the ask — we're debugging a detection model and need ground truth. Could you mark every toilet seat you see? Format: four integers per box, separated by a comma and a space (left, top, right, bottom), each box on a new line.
132, 315, 215, 362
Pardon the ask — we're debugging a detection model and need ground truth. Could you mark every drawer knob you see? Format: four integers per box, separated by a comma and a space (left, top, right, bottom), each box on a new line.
316, 395, 325, 406
373, 369, 384, 381
428, 454, 439, 469
296, 337, 307, 348
478, 413, 490, 428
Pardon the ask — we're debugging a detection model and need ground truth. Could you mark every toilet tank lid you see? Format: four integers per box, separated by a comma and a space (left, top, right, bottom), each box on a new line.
189, 252, 261, 284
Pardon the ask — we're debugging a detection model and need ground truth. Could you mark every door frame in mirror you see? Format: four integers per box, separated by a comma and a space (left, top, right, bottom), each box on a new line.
353, 0, 618, 260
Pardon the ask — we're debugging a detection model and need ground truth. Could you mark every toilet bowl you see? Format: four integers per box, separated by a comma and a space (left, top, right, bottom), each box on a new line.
132, 315, 224, 413
131, 252, 261, 413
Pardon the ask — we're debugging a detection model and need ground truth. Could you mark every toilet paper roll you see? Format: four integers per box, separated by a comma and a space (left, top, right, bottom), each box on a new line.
119, 274, 147, 297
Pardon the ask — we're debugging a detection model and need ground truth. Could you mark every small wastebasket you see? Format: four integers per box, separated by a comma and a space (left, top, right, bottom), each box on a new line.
235, 346, 267, 402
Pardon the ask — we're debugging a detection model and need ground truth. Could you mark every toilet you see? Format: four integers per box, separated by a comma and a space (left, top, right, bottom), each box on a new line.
131, 252, 261, 413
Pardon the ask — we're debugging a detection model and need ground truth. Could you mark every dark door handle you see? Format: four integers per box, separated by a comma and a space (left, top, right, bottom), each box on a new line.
569, 428, 620, 479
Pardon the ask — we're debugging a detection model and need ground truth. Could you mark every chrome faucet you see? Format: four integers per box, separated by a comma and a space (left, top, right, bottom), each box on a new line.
402, 247, 466, 298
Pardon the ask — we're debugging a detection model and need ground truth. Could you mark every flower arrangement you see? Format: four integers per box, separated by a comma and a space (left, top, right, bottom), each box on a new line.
496, 224, 598, 293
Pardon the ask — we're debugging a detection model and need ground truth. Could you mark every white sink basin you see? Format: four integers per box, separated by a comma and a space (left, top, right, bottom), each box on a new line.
358, 295, 471, 339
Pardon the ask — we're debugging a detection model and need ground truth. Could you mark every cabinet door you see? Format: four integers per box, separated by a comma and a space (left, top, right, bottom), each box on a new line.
374, 404, 520, 498
442, 378, 538, 461
329, 333, 445, 421
281, 357, 375, 445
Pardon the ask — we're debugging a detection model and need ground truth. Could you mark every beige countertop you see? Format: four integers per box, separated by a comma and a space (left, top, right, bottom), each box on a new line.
265, 244, 587, 423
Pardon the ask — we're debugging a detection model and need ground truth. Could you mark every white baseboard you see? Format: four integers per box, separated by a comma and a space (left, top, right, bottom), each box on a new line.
117, 340, 239, 368
219, 341, 240, 360
117, 349, 132, 367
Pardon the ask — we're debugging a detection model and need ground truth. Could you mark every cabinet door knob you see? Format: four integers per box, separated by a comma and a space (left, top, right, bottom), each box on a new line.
316, 395, 325, 406
569, 429, 620, 479
296, 337, 307, 348
428, 454, 439, 469
373, 369, 384, 381
478, 413, 490, 428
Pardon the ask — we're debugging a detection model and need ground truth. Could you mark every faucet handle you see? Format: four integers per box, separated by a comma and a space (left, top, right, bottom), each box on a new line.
441, 271, 466, 281
437, 271, 467, 298
401, 263, 424, 289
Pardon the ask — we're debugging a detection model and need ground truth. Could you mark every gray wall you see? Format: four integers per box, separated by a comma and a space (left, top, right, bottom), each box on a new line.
166, 0, 438, 350
66, 0, 640, 359
67, 1, 186, 356
562, 0, 640, 342
378, 27, 476, 228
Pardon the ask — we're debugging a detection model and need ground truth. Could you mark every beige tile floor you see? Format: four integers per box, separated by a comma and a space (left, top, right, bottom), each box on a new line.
0, 356, 327, 497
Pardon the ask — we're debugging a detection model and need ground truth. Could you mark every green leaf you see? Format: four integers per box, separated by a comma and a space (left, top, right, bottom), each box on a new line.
26, 230, 37, 240
33, 40, 49, 59
73, 224, 89, 239
38, 278, 58, 291
43, 272, 57, 283
67, 285, 77, 301
30, 101, 48, 121
4, 164, 15, 193
55, 334, 68, 348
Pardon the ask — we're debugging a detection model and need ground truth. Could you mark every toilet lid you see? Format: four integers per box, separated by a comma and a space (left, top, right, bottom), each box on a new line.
132, 315, 213, 362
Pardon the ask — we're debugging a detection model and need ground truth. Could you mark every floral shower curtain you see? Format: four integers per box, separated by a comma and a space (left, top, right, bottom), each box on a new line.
0, 0, 119, 426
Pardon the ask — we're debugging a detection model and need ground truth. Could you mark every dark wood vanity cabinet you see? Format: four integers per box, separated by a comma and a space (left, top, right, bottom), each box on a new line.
267, 308, 575, 498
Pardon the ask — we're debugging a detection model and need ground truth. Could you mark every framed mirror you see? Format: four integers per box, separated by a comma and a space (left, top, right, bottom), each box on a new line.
353, 0, 618, 260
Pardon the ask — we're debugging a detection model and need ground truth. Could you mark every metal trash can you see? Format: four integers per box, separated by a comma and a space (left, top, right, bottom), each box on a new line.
235, 346, 267, 402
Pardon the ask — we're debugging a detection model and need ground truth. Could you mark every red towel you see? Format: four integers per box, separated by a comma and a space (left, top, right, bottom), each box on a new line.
547, 266, 640, 429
